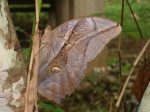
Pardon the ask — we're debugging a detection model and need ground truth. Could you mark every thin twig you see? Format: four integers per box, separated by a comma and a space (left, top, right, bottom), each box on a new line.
25, 0, 40, 111
115, 38, 150, 108
25, 50, 33, 112
125, 0, 144, 42
121, 102, 125, 112
118, 0, 124, 93
120, 0, 124, 27
109, 98, 114, 112
33, 0, 40, 111
117, 0, 124, 110
35, 0, 39, 30
32, 30, 40, 112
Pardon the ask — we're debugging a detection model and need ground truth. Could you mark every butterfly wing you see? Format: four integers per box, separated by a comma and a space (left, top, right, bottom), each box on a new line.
38, 17, 122, 103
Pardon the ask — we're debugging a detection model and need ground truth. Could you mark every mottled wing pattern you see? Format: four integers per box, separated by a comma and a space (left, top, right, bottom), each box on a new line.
38, 17, 122, 104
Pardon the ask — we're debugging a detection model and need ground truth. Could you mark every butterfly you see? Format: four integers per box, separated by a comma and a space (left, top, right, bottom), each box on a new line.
38, 17, 122, 104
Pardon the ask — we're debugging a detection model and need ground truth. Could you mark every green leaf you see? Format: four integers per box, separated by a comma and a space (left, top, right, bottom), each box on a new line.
107, 57, 118, 66
130, 0, 137, 5
121, 63, 131, 74
38, 103, 64, 112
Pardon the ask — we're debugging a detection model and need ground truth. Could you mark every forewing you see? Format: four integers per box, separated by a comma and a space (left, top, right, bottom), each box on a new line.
38, 17, 122, 104
38, 17, 95, 103
85, 17, 122, 62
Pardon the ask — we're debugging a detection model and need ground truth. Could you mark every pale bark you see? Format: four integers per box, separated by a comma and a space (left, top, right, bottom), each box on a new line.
138, 82, 150, 112
0, 0, 27, 112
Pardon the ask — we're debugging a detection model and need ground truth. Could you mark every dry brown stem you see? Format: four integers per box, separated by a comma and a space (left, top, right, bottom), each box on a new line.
115, 38, 150, 108
25, 0, 40, 111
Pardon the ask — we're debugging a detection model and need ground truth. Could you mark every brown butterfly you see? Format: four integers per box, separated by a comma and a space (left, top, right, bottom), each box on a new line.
38, 17, 122, 104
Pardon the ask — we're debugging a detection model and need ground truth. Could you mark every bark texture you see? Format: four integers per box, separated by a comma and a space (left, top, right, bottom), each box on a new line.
0, 0, 27, 112
138, 82, 150, 112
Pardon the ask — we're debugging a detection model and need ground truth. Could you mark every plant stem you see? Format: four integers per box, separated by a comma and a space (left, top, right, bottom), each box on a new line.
115, 38, 150, 108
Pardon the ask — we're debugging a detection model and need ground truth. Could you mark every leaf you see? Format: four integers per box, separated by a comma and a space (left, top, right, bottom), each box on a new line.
107, 57, 118, 66
38, 103, 64, 112
121, 63, 131, 74
130, 0, 137, 5
131, 61, 150, 102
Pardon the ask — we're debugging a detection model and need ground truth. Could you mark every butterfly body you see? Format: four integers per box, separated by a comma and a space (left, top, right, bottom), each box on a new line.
38, 17, 122, 103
